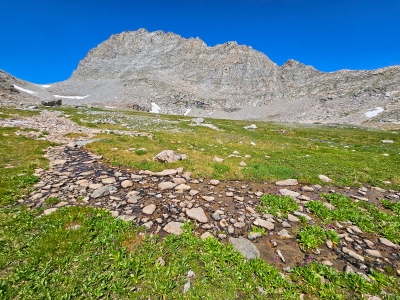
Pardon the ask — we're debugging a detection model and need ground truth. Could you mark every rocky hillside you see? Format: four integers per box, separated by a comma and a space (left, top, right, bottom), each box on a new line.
2, 28, 400, 125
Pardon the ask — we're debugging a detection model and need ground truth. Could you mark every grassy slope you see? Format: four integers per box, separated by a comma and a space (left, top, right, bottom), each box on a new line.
1, 107, 399, 299
54, 106, 399, 189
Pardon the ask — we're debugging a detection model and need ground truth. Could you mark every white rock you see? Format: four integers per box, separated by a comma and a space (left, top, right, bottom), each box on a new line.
342, 247, 364, 261
158, 181, 177, 190
163, 222, 184, 235
186, 207, 208, 223
253, 218, 274, 230
318, 175, 332, 182
121, 180, 133, 188
142, 204, 156, 215
276, 179, 298, 186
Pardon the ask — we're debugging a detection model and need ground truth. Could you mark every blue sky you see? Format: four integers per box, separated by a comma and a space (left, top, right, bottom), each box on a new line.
1, 0, 399, 84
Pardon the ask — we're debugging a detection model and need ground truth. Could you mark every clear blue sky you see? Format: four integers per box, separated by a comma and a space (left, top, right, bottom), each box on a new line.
1, 0, 399, 84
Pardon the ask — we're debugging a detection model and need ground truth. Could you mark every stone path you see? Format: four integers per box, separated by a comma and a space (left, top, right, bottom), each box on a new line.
21, 142, 400, 277
2, 110, 400, 278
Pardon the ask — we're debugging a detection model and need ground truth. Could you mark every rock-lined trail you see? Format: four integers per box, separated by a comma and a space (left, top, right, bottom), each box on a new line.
2, 110, 399, 278
23, 141, 400, 277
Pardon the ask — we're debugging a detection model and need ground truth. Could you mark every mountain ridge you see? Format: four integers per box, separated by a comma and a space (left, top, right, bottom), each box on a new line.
1, 28, 399, 126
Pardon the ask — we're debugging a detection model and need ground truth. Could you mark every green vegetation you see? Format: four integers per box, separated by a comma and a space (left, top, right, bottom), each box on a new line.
297, 225, 327, 250
51, 106, 400, 189
0, 107, 40, 119
64, 132, 89, 138
381, 199, 400, 215
1, 207, 399, 299
134, 148, 147, 155
257, 193, 299, 217
325, 229, 341, 245
306, 193, 400, 244
45, 196, 60, 207
0, 127, 52, 206
0, 106, 399, 298
250, 225, 266, 236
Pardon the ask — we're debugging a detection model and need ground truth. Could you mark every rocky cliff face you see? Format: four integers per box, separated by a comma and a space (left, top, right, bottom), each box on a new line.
4, 28, 400, 125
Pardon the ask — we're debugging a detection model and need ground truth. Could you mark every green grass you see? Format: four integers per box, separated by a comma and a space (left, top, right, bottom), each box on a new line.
0, 108, 399, 298
1, 207, 398, 299
306, 194, 400, 244
297, 225, 327, 250
257, 193, 299, 217
51, 106, 400, 189
0, 127, 53, 206
0, 107, 40, 119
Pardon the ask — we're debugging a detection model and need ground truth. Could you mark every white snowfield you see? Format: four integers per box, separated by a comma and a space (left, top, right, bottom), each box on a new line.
13, 84, 36, 95
41, 84, 51, 88
53, 95, 89, 99
365, 107, 384, 118
150, 102, 161, 113
184, 108, 191, 116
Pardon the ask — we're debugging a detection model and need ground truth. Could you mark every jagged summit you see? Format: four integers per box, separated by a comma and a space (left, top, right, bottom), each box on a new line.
2, 28, 400, 125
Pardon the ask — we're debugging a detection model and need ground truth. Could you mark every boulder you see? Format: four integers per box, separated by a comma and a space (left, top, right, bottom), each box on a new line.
229, 237, 260, 259
153, 150, 187, 163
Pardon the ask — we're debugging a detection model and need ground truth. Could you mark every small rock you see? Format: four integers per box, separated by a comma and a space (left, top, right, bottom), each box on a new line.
186, 207, 208, 223
276, 249, 286, 263
275, 179, 298, 186
201, 232, 213, 240
142, 204, 156, 215
378, 237, 400, 249
154, 150, 187, 163
121, 180, 133, 188
91, 186, 110, 199
174, 184, 191, 191
43, 208, 58, 215
234, 222, 246, 228
279, 189, 300, 198
209, 179, 220, 186
318, 175, 332, 183
202, 196, 215, 202
287, 214, 299, 222
253, 218, 274, 230
143, 221, 154, 230
322, 260, 333, 266
163, 222, 184, 235
364, 249, 383, 258
248, 232, 262, 240
102, 177, 116, 184
301, 186, 315, 192
342, 247, 364, 261
278, 229, 292, 238
213, 156, 224, 162
153, 169, 178, 176
158, 181, 177, 190
229, 236, 260, 259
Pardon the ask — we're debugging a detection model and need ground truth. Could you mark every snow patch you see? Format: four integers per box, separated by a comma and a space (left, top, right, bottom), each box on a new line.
365, 107, 384, 118
150, 102, 161, 113
184, 108, 191, 116
105, 106, 115, 109
13, 84, 36, 95
41, 84, 51, 88
54, 95, 89, 99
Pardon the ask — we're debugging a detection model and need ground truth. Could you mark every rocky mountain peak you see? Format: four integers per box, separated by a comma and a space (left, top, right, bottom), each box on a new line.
3, 28, 398, 126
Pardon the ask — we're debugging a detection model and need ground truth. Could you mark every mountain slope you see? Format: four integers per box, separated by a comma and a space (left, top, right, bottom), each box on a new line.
3, 28, 400, 125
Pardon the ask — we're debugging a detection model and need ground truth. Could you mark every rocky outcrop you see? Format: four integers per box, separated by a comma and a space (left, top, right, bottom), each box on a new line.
2, 28, 400, 125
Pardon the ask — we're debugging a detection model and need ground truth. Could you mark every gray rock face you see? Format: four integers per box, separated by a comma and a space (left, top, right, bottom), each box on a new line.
46, 28, 400, 126
229, 236, 260, 260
